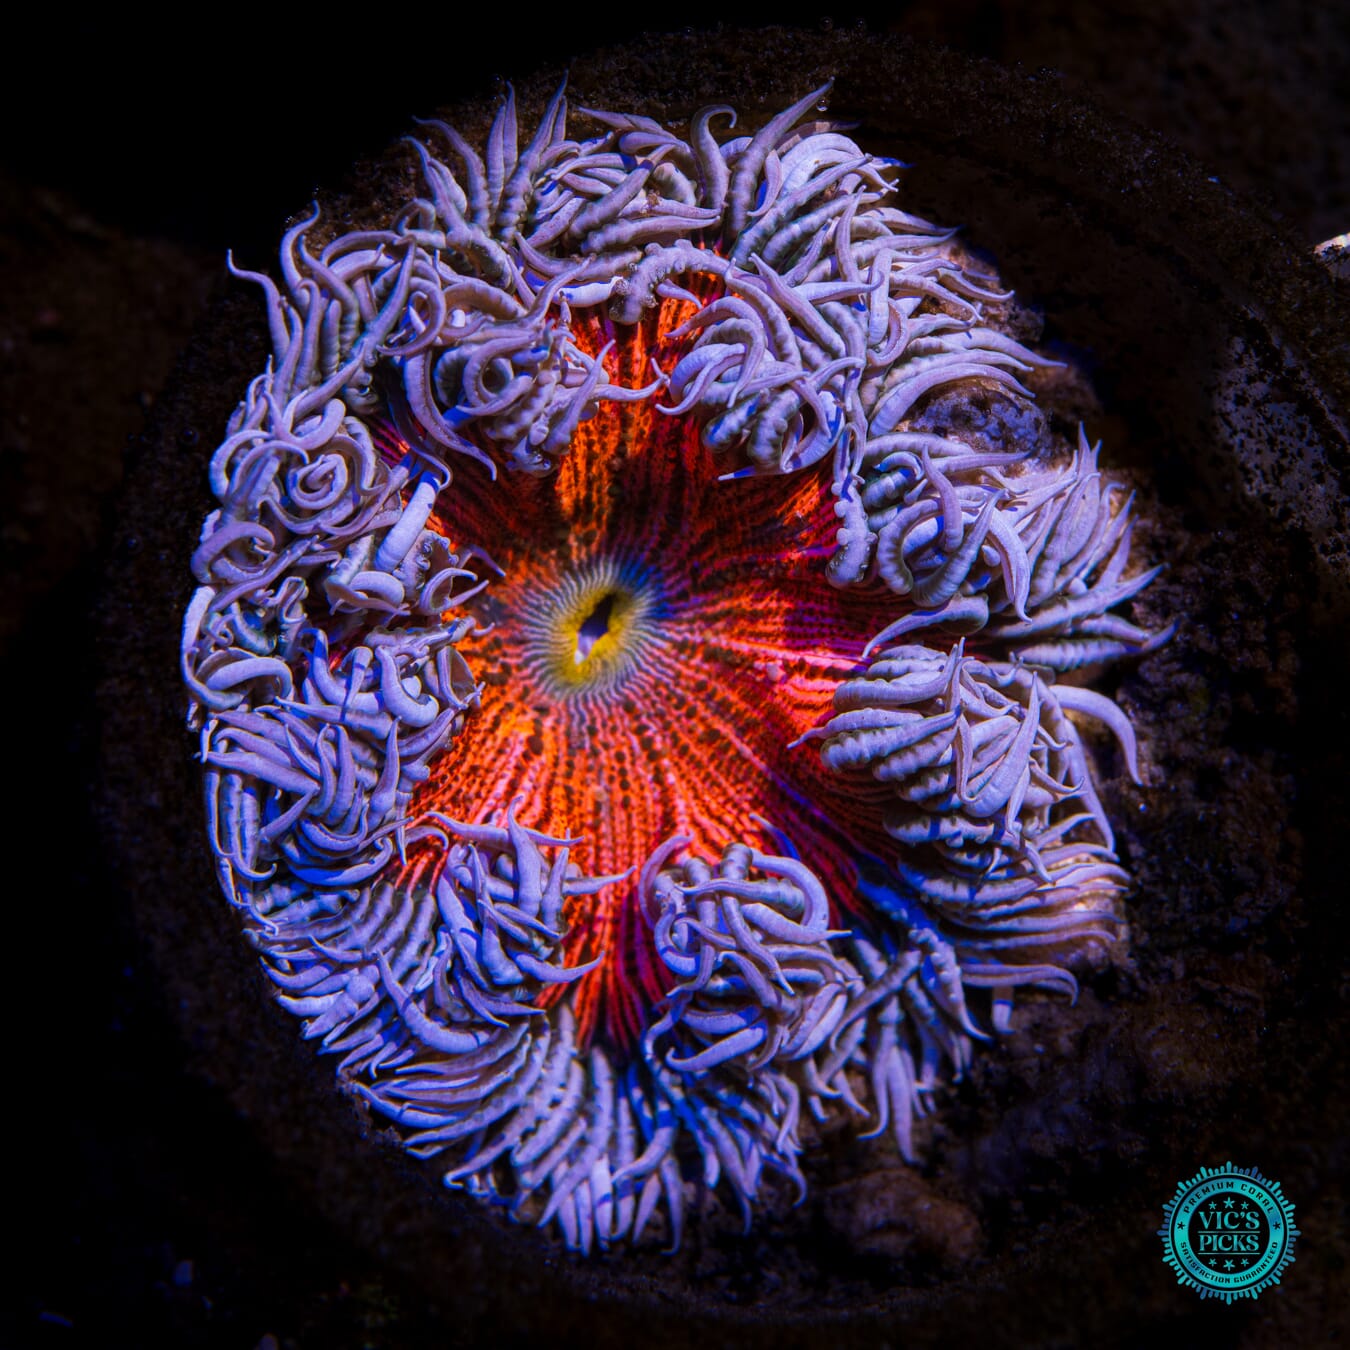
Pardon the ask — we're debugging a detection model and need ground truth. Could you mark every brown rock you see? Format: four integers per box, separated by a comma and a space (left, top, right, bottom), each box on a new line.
821, 1170, 982, 1267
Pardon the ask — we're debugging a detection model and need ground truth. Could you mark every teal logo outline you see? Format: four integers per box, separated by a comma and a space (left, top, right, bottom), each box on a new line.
1159, 1162, 1298, 1303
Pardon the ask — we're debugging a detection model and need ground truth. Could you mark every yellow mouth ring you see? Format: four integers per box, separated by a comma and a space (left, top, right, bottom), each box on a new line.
521, 557, 660, 703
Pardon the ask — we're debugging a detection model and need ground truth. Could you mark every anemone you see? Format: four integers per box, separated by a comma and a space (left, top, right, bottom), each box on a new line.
181, 79, 1169, 1252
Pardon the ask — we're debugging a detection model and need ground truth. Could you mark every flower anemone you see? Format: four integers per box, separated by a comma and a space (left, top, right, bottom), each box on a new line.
181, 80, 1172, 1253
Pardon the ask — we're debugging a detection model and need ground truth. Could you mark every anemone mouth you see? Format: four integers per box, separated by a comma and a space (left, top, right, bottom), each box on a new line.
178, 74, 1173, 1256
522, 559, 660, 700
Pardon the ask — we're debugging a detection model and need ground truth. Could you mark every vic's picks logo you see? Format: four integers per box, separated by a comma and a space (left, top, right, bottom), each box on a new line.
1159, 1163, 1298, 1303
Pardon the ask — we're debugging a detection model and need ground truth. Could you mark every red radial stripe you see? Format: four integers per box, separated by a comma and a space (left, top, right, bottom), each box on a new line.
406, 295, 897, 1051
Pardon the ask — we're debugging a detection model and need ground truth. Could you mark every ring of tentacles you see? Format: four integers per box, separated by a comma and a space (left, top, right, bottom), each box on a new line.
181, 81, 1172, 1253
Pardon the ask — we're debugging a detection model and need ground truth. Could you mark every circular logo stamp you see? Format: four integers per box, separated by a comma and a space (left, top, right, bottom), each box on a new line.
1159, 1163, 1298, 1303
